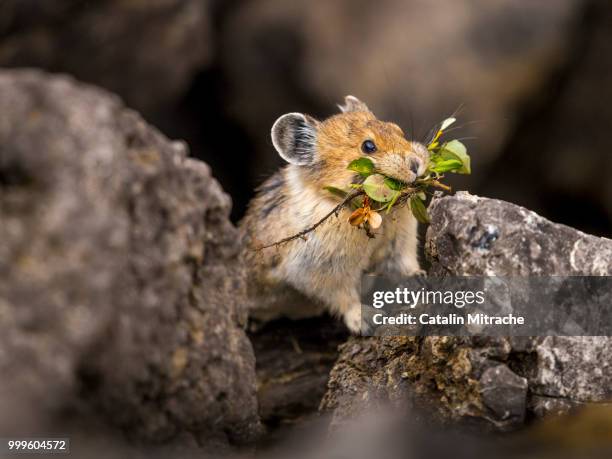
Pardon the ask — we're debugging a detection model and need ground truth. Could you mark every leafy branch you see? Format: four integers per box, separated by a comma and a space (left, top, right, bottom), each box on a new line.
255, 117, 471, 250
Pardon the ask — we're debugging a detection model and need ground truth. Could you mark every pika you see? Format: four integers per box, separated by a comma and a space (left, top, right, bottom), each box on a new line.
240, 96, 429, 333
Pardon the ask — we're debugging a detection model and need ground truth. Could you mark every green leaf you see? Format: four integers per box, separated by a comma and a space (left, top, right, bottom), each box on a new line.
363, 174, 400, 203
347, 157, 375, 176
323, 186, 348, 199
410, 195, 430, 224
438, 140, 471, 174
430, 159, 463, 173
384, 176, 405, 191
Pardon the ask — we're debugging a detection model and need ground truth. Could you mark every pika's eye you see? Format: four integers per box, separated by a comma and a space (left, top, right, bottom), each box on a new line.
361, 140, 377, 154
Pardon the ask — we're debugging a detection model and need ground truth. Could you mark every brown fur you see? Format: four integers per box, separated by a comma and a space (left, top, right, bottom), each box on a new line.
240, 96, 427, 332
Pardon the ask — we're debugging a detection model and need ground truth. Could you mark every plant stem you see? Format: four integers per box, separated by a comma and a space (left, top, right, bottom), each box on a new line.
255, 190, 366, 250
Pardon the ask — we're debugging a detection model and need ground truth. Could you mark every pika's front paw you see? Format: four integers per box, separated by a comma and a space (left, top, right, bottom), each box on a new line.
343, 307, 369, 335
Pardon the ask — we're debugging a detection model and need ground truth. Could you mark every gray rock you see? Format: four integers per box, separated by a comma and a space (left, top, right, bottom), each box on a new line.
479, 364, 527, 425
427, 193, 612, 418
0, 0, 211, 113
0, 69, 260, 446
321, 193, 612, 430
426, 191, 612, 276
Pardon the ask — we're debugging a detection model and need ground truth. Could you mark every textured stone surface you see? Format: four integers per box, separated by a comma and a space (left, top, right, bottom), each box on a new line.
0, 0, 211, 113
0, 69, 260, 445
321, 193, 612, 430
479, 364, 528, 424
426, 192, 612, 276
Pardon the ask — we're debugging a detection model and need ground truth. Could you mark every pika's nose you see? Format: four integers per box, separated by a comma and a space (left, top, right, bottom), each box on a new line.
409, 159, 419, 175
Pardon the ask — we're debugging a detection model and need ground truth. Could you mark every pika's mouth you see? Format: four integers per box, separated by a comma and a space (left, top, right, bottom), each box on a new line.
372, 154, 421, 184
372, 142, 430, 183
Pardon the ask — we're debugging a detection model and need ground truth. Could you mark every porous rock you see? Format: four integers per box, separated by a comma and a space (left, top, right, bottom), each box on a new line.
321, 192, 612, 430
426, 192, 612, 277
0, 69, 260, 446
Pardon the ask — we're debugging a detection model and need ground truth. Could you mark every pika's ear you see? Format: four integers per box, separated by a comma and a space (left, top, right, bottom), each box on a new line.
271, 113, 319, 166
338, 95, 371, 113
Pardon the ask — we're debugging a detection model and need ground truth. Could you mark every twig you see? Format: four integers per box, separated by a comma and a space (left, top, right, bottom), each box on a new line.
430, 180, 452, 192
255, 190, 365, 250
395, 191, 415, 207
254, 177, 451, 251
392, 179, 449, 207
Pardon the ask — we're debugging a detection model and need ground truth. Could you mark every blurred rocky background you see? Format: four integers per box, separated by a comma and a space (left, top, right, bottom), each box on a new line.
1, 1, 612, 457
1, 0, 610, 235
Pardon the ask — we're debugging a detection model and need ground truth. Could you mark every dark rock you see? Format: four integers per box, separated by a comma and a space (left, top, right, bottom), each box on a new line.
249, 316, 348, 439
0, 69, 260, 446
320, 337, 424, 428
479, 364, 527, 425
321, 193, 612, 430
0, 0, 211, 113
